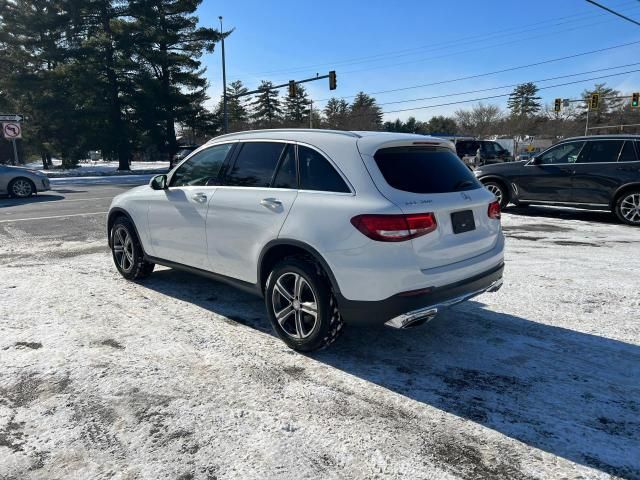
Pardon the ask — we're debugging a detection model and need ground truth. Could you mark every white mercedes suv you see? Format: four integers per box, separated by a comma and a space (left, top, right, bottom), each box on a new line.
108, 130, 504, 351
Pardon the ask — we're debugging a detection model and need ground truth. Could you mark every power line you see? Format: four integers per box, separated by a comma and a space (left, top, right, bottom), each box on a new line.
243, 1, 640, 78
377, 68, 640, 116
203, 58, 640, 109
269, 4, 640, 84
314, 39, 640, 103
336, 18, 638, 78
373, 62, 640, 107
585, 0, 640, 26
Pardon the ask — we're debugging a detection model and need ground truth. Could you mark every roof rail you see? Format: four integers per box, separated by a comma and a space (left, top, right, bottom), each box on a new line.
208, 129, 362, 142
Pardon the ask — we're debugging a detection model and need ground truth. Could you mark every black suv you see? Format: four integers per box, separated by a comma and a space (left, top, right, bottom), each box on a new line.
455, 139, 513, 166
474, 135, 640, 226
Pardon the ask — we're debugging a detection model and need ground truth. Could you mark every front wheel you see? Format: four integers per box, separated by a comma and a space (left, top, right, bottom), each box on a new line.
483, 181, 509, 209
110, 217, 155, 280
265, 257, 344, 352
615, 190, 640, 226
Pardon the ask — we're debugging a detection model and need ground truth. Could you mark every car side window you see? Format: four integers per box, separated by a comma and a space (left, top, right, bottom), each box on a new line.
538, 142, 585, 165
459, 141, 478, 156
619, 141, 639, 162
225, 142, 285, 187
577, 140, 624, 163
456, 142, 471, 156
298, 145, 350, 193
271, 145, 297, 189
170, 144, 233, 187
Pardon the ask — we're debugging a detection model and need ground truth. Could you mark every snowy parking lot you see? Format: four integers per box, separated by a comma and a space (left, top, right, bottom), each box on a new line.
1, 191, 639, 479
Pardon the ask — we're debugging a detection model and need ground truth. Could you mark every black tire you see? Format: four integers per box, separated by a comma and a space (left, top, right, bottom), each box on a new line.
265, 256, 344, 352
483, 180, 509, 209
614, 189, 640, 226
110, 217, 155, 280
9, 178, 35, 198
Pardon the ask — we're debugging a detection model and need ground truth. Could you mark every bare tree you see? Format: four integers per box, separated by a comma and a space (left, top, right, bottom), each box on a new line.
454, 103, 503, 137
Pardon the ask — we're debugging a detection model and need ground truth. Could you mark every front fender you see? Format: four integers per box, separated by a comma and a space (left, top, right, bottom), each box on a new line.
106, 207, 146, 253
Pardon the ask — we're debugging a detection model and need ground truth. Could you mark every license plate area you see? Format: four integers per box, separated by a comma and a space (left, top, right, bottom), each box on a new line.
451, 210, 476, 234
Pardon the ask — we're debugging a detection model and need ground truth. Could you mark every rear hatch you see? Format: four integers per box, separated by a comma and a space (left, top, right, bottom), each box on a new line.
359, 141, 501, 271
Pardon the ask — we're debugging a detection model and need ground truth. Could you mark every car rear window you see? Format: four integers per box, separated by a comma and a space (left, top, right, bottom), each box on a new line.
373, 146, 481, 194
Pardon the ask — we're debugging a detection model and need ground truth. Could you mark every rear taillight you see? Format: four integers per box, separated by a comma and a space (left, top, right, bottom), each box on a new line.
351, 213, 437, 242
488, 201, 501, 220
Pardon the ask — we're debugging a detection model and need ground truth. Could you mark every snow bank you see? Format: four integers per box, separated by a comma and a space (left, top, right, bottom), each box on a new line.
23, 160, 170, 178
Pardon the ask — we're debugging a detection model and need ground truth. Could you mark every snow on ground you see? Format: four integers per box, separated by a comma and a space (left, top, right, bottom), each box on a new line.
0, 209, 639, 479
22, 159, 169, 178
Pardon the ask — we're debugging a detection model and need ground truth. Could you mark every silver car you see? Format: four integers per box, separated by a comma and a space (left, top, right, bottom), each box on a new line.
0, 164, 51, 198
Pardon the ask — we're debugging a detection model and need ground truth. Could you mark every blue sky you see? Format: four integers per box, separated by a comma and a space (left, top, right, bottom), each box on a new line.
196, 0, 640, 121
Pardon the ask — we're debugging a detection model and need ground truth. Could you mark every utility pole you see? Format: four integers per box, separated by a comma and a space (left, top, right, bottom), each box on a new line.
309, 100, 313, 128
219, 16, 228, 134
584, 109, 590, 136
11, 139, 19, 165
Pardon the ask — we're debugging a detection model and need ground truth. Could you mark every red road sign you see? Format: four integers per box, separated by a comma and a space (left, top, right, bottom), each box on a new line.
2, 122, 22, 139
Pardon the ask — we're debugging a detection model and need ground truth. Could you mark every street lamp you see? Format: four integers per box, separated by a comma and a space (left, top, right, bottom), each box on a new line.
219, 16, 228, 134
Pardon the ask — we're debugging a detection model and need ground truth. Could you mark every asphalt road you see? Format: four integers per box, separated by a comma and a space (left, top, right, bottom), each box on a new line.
0, 179, 148, 242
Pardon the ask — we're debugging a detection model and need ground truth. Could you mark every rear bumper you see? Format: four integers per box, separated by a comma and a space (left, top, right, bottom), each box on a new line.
336, 262, 504, 326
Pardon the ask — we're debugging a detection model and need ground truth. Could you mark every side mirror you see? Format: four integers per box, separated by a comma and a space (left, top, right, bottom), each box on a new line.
150, 174, 168, 190
530, 156, 541, 165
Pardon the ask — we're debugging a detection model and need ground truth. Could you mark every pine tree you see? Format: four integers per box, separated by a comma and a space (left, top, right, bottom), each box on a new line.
283, 84, 311, 127
76, 0, 135, 169
578, 83, 624, 124
426, 116, 457, 135
0, 0, 78, 165
323, 98, 349, 130
222, 80, 251, 132
250, 81, 282, 128
127, 0, 221, 160
507, 82, 542, 117
348, 92, 383, 130
181, 88, 218, 143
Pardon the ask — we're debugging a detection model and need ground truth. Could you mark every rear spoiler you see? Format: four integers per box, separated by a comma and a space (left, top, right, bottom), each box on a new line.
357, 138, 456, 157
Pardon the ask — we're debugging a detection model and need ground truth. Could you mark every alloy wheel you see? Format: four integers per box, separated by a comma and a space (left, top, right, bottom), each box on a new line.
620, 193, 640, 224
113, 226, 135, 272
485, 183, 503, 205
12, 179, 33, 198
271, 272, 319, 339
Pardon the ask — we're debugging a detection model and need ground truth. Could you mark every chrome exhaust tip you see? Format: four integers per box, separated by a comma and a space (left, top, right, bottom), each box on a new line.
485, 278, 503, 293
384, 277, 503, 330
385, 307, 439, 329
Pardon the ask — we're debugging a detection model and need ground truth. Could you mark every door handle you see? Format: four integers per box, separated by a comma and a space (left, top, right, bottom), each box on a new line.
559, 168, 575, 174
192, 192, 207, 203
260, 197, 282, 207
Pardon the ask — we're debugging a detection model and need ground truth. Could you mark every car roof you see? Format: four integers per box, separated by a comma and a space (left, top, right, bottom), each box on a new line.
207, 129, 362, 144
559, 134, 640, 142
206, 129, 454, 156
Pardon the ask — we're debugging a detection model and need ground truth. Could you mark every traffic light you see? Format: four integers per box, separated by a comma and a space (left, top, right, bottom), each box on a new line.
288, 80, 297, 98
590, 93, 600, 111
329, 70, 337, 90
554, 98, 562, 112
632, 92, 639, 109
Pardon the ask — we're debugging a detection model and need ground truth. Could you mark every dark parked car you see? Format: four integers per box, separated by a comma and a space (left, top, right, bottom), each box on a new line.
474, 135, 640, 226
170, 145, 200, 169
455, 140, 513, 166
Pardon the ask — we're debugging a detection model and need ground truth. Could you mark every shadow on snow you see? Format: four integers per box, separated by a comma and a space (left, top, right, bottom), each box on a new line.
142, 268, 640, 479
